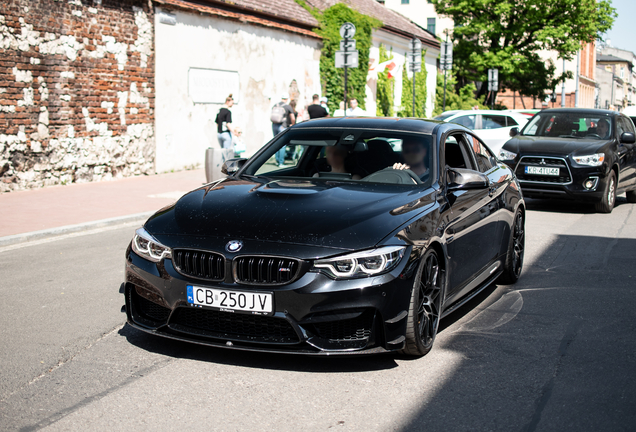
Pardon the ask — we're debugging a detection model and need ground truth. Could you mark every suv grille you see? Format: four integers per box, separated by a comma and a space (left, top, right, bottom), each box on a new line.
515, 156, 572, 184
173, 249, 225, 281
234, 256, 300, 285
169, 307, 299, 344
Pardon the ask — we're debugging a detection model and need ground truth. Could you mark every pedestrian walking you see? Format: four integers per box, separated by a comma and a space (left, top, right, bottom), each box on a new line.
333, 101, 346, 117
320, 97, 330, 115
307, 94, 328, 119
215, 94, 235, 149
346, 98, 365, 116
271, 94, 295, 167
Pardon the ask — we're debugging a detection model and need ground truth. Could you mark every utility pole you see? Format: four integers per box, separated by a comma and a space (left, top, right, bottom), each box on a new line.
409, 38, 422, 116
487, 68, 498, 110
441, 35, 453, 112
561, 58, 566, 107
575, 49, 580, 107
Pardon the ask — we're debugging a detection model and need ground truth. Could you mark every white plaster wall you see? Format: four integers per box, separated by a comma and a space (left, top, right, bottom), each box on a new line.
154, 8, 321, 173
367, 29, 439, 118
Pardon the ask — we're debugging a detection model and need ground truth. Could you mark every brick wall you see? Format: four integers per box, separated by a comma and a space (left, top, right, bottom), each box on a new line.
0, 0, 155, 192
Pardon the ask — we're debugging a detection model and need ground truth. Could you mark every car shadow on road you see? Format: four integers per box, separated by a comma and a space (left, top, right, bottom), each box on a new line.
524, 196, 629, 214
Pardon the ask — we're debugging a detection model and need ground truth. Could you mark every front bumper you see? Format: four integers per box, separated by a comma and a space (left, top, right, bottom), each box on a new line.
505, 159, 607, 202
124, 245, 418, 355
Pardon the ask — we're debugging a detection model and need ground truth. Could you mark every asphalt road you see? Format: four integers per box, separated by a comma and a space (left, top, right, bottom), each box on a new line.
1, 197, 635, 431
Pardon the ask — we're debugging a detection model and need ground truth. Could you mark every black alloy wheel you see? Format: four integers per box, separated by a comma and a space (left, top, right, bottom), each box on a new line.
497, 210, 525, 285
595, 171, 616, 213
401, 248, 444, 356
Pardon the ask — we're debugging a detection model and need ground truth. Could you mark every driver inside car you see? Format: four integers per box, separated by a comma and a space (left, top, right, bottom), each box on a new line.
314, 145, 361, 179
596, 118, 611, 139
392, 138, 430, 181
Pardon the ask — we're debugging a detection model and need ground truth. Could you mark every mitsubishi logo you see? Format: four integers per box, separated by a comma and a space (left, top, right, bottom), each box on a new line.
225, 240, 243, 253
539, 159, 547, 165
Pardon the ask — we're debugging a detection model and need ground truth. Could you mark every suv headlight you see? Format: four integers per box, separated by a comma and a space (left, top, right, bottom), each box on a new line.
131, 228, 172, 262
498, 149, 517, 161
313, 246, 406, 279
573, 153, 605, 167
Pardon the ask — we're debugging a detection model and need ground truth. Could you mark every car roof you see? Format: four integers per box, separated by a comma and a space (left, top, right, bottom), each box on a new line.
536, 107, 620, 116
292, 116, 461, 135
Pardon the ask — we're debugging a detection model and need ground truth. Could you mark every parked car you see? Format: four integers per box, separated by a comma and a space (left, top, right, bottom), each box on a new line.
623, 106, 636, 128
499, 108, 636, 213
433, 110, 529, 155
124, 117, 525, 356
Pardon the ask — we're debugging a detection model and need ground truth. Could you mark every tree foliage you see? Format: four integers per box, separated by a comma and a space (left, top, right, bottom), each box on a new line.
398, 49, 428, 118
299, 2, 381, 113
433, 0, 617, 98
432, 72, 487, 116
376, 45, 394, 116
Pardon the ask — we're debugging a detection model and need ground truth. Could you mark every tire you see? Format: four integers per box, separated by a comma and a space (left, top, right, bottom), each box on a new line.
400, 248, 444, 357
626, 189, 636, 203
497, 210, 525, 285
595, 171, 617, 213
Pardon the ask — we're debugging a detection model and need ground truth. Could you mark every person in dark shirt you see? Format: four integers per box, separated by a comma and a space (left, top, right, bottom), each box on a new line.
215, 95, 235, 149
393, 137, 430, 181
307, 94, 328, 119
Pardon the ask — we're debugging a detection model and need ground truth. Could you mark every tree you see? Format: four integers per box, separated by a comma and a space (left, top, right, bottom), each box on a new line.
433, 0, 616, 100
432, 72, 487, 116
398, 49, 427, 118
303, 2, 381, 113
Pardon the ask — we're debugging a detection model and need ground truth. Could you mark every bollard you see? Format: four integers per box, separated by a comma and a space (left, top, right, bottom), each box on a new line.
205, 148, 235, 183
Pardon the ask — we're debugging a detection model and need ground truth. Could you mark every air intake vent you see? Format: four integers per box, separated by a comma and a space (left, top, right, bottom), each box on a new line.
173, 249, 225, 281
234, 256, 301, 285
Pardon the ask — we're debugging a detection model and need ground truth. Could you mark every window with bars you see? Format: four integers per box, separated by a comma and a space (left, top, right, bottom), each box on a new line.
427, 18, 436, 35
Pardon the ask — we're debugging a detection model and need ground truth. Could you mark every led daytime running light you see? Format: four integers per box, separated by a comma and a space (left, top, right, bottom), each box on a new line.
132, 228, 171, 262
314, 246, 405, 279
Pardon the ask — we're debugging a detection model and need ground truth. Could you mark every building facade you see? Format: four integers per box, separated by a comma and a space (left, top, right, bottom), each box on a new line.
595, 46, 635, 111
382, 0, 453, 40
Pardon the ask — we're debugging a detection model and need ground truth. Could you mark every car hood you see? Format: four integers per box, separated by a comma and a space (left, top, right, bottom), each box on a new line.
503, 135, 610, 156
144, 177, 436, 255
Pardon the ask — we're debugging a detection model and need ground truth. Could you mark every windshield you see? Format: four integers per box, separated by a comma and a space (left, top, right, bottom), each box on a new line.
522, 112, 613, 140
242, 128, 434, 187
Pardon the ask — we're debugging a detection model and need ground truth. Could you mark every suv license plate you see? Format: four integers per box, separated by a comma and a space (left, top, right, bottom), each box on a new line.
525, 166, 560, 176
187, 285, 273, 315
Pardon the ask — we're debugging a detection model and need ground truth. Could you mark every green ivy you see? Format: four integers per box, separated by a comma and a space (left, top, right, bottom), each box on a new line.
432, 72, 487, 116
398, 49, 427, 118
376, 44, 394, 116
296, 2, 381, 113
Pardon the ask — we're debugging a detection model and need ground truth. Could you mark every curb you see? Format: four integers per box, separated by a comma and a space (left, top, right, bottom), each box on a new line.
0, 211, 154, 248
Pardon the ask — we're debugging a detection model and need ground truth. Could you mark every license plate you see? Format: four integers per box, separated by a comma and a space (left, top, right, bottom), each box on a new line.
525, 166, 560, 176
187, 285, 273, 315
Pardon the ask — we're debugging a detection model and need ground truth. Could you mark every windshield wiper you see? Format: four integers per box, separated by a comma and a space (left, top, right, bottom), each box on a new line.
558, 135, 583, 139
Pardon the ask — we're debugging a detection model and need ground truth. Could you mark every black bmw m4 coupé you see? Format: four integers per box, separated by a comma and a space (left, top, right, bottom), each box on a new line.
124, 117, 525, 356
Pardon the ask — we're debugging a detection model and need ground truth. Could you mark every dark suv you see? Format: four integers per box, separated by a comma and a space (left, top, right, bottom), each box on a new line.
498, 108, 636, 213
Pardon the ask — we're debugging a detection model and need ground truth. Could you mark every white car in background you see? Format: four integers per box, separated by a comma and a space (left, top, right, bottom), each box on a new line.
433, 110, 530, 155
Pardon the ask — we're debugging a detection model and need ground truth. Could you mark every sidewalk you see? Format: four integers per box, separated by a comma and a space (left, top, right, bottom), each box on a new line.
0, 169, 206, 246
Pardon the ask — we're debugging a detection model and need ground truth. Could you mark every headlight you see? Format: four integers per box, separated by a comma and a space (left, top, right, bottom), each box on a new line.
573, 153, 605, 167
131, 227, 171, 262
498, 149, 517, 161
313, 246, 406, 279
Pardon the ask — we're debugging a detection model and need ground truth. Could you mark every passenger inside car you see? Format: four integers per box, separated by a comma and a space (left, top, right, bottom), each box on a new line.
596, 118, 611, 139
392, 137, 430, 181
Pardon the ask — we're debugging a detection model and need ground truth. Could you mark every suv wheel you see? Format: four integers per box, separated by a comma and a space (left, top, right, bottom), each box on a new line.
595, 171, 616, 213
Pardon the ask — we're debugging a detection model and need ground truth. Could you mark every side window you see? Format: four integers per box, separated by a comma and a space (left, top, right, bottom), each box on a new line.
466, 134, 495, 172
444, 134, 475, 170
451, 115, 476, 129
506, 116, 519, 126
481, 114, 506, 129
619, 117, 635, 134
616, 118, 625, 138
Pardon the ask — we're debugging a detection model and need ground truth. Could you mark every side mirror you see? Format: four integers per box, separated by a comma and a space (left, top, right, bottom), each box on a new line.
221, 158, 248, 176
447, 168, 489, 191
620, 132, 636, 144
509, 127, 519, 137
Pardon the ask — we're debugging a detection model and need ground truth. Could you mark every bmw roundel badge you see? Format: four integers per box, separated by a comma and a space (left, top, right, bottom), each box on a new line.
226, 240, 243, 253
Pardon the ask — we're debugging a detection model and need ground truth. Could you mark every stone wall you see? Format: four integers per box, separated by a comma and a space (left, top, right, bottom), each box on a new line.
0, 0, 154, 193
